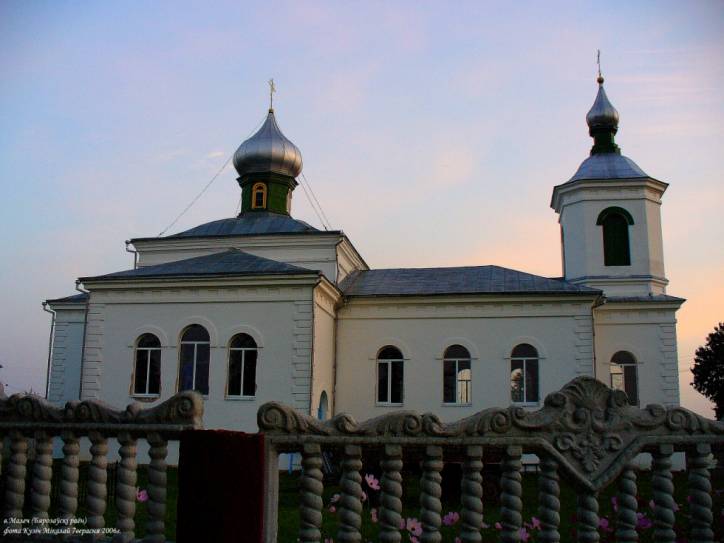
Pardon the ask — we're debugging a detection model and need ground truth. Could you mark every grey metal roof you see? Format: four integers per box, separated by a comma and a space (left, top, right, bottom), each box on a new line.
135, 212, 332, 241
568, 153, 649, 183
586, 79, 619, 131
605, 294, 686, 304
81, 249, 318, 282
46, 292, 89, 304
340, 266, 601, 297
233, 109, 303, 178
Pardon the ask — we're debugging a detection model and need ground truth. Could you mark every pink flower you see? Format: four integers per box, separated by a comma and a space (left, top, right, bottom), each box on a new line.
530, 516, 541, 530
329, 505, 336, 513
324, 539, 334, 543
611, 496, 619, 512
455, 538, 462, 543
136, 489, 149, 502
365, 473, 380, 490
399, 518, 406, 530
495, 522, 502, 530
636, 513, 653, 529
410, 537, 419, 543
599, 517, 611, 532
520, 527, 530, 542
370, 508, 378, 523
649, 499, 655, 510
442, 511, 460, 526
406, 517, 422, 537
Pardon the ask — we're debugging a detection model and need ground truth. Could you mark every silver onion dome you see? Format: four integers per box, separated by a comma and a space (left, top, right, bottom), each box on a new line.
586, 76, 619, 131
233, 109, 303, 178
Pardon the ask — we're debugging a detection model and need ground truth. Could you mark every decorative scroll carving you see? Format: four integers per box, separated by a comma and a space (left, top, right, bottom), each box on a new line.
615, 465, 638, 543
688, 443, 714, 543
0, 390, 203, 428
460, 445, 483, 543
30, 430, 53, 525
420, 445, 443, 543
652, 445, 676, 543
115, 431, 138, 542
538, 455, 560, 543
500, 446, 522, 543
146, 432, 168, 543
258, 377, 724, 490
87, 431, 108, 530
299, 443, 324, 543
379, 444, 403, 543
4, 431, 28, 528
59, 431, 80, 521
576, 491, 599, 543
337, 444, 363, 543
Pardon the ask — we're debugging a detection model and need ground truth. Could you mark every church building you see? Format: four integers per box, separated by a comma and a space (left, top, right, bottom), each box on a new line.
44, 74, 685, 437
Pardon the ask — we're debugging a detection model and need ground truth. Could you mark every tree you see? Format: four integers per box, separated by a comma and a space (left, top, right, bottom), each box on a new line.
691, 322, 724, 419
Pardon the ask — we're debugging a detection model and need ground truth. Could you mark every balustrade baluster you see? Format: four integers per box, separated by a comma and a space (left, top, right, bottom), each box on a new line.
615, 465, 638, 543
652, 444, 676, 543
538, 455, 560, 543
145, 432, 168, 543
299, 443, 324, 543
576, 491, 599, 543
87, 431, 109, 533
114, 431, 138, 542
420, 445, 443, 543
30, 430, 53, 526
59, 431, 80, 523
460, 445, 483, 543
4, 430, 28, 529
688, 443, 714, 543
500, 445, 523, 543
337, 444, 363, 543
379, 444, 403, 543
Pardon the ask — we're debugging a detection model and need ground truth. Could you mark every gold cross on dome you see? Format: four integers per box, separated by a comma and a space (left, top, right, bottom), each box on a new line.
269, 78, 276, 109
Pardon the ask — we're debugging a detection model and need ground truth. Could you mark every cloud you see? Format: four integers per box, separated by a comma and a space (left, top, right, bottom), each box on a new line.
205, 150, 225, 159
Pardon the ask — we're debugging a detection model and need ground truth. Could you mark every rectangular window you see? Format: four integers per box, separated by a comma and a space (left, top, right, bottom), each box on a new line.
443, 360, 456, 403
134, 351, 149, 395
623, 365, 638, 405
457, 362, 471, 404
511, 360, 524, 403
179, 344, 195, 391
377, 362, 389, 403
195, 343, 210, 395
242, 350, 257, 397
148, 349, 161, 394
390, 361, 403, 404
228, 350, 243, 396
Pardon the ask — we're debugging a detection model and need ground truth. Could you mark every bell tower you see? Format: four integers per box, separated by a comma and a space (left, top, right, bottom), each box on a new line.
551, 74, 669, 297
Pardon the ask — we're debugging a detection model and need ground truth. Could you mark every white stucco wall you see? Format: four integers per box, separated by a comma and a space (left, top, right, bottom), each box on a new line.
46, 305, 86, 405
594, 301, 682, 407
334, 296, 597, 422
310, 283, 339, 418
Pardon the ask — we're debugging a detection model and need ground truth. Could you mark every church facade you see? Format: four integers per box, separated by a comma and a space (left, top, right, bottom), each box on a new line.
44, 76, 684, 437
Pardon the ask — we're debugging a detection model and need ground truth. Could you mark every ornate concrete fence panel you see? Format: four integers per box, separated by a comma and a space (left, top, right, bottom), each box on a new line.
0, 392, 203, 542
258, 377, 724, 543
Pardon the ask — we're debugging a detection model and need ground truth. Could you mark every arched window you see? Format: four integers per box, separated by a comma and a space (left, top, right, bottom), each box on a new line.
510, 344, 539, 404
133, 333, 161, 396
610, 351, 638, 406
597, 207, 634, 266
252, 182, 267, 209
377, 346, 404, 405
227, 333, 257, 398
443, 345, 471, 404
179, 325, 210, 395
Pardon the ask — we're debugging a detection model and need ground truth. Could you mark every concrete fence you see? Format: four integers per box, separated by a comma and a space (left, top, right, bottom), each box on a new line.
0, 391, 203, 542
258, 376, 724, 543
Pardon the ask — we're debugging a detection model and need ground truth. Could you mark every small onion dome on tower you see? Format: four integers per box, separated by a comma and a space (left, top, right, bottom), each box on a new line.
233, 109, 303, 179
586, 75, 621, 155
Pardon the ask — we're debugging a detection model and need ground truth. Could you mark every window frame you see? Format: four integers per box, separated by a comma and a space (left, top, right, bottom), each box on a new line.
376, 347, 404, 406
251, 182, 267, 209
132, 334, 161, 398
609, 351, 639, 406
510, 344, 540, 406
597, 207, 634, 267
226, 334, 258, 400
442, 345, 472, 406
178, 325, 211, 396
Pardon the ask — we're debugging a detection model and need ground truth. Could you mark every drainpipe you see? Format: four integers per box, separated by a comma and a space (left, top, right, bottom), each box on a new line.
75, 280, 90, 400
42, 302, 56, 400
125, 240, 138, 269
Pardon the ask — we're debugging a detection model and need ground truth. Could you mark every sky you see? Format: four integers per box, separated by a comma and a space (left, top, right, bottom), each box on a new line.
0, 1, 722, 416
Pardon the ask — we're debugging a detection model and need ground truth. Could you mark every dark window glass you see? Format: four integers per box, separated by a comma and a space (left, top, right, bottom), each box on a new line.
610, 351, 638, 405
525, 359, 539, 402
243, 350, 257, 397
228, 350, 242, 396
624, 365, 638, 406
179, 343, 195, 391
443, 360, 456, 403
444, 344, 470, 359
377, 362, 389, 403
458, 359, 471, 403
511, 343, 538, 358
148, 349, 161, 394
134, 351, 148, 394
390, 361, 403, 404
612, 351, 636, 365
602, 213, 631, 266
137, 333, 160, 348
378, 346, 403, 360
195, 344, 210, 395
230, 334, 256, 349
511, 360, 524, 403
182, 325, 210, 342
